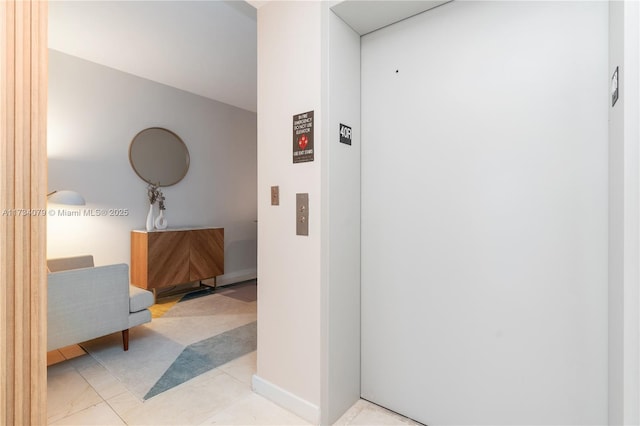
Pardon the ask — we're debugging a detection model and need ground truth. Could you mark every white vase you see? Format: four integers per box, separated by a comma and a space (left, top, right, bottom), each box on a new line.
145, 204, 155, 231
155, 210, 168, 230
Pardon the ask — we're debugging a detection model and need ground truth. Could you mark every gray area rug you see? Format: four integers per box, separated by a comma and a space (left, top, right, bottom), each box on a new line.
144, 321, 256, 399
80, 282, 257, 400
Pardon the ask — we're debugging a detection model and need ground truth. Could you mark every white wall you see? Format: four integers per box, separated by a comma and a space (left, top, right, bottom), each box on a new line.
321, 9, 361, 426
48, 50, 257, 285
255, 3, 362, 424
361, 2, 608, 424
254, 1, 323, 422
608, 1, 640, 424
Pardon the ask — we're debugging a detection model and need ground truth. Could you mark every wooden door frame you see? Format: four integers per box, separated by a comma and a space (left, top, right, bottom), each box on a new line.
1, 0, 48, 423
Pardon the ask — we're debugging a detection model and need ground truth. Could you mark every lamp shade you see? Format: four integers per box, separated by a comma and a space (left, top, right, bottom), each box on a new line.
47, 190, 86, 206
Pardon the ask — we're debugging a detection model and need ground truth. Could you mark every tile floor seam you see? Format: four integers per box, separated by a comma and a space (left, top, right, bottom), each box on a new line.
52, 401, 110, 426
102, 397, 129, 426
47, 365, 103, 424
217, 367, 252, 388
74, 360, 130, 402
103, 388, 140, 425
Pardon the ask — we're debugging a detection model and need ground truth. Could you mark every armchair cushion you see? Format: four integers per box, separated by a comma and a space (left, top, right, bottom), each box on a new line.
130, 285, 154, 313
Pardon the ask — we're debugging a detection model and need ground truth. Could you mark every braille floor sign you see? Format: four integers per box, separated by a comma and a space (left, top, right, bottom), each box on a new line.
293, 111, 314, 163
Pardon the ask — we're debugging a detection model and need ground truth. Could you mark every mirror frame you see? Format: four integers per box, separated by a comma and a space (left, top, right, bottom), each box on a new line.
128, 127, 190, 187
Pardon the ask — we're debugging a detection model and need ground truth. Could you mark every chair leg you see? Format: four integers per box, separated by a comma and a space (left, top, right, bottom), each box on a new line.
122, 329, 129, 351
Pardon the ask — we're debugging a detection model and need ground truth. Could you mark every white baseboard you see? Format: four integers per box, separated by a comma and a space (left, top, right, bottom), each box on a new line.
200, 268, 257, 287
252, 374, 320, 424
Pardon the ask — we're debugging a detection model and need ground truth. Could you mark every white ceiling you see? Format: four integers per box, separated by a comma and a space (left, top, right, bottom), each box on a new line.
331, 0, 450, 35
48, 0, 451, 113
49, 1, 257, 112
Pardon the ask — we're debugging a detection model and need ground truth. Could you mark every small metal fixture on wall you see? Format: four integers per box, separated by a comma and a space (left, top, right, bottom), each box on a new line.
611, 66, 619, 107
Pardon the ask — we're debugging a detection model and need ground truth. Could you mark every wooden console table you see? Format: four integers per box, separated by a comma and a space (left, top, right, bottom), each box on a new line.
130, 227, 224, 291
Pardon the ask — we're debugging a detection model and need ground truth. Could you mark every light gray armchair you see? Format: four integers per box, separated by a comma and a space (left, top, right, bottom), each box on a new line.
47, 255, 154, 352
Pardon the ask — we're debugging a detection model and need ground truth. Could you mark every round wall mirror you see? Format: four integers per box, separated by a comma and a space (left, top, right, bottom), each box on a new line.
129, 127, 190, 187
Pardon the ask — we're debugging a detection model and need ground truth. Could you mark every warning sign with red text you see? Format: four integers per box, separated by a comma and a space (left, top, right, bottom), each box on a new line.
293, 111, 314, 163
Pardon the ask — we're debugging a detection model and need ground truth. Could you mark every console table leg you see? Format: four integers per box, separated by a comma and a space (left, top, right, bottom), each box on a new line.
198, 278, 218, 291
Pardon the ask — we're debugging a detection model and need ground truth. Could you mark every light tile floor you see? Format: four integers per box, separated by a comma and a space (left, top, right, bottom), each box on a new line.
48, 282, 419, 425
48, 345, 420, 425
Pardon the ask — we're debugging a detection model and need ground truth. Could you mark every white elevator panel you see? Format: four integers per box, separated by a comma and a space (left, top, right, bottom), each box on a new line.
360, 2, 608, 424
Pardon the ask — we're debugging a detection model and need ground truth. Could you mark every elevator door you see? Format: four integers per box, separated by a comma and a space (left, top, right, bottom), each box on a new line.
360, 2, 608, 424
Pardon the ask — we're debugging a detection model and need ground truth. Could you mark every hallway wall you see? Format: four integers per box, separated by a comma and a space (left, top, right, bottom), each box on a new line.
254, 2, 324, 421
48, 50, 257, 285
